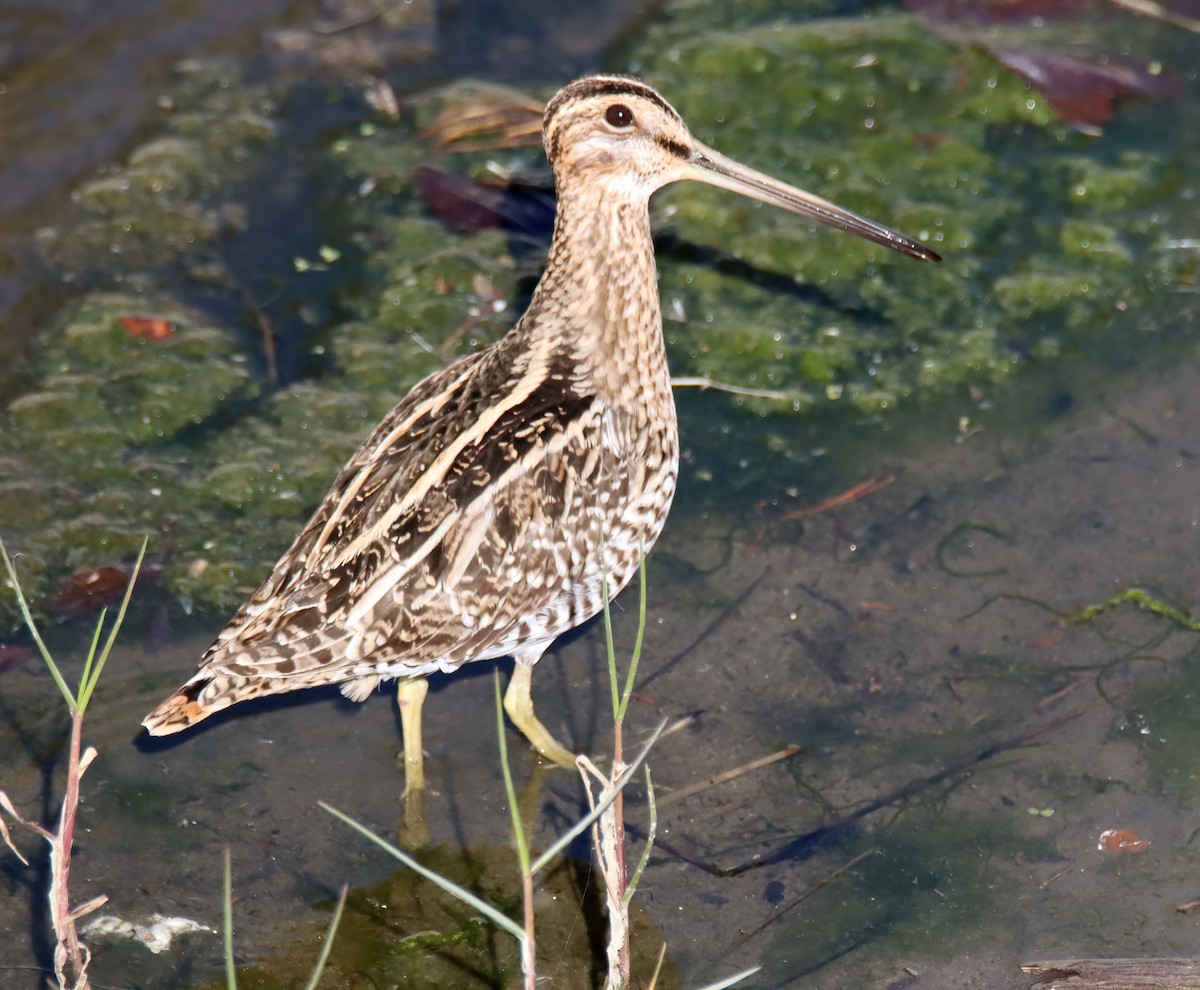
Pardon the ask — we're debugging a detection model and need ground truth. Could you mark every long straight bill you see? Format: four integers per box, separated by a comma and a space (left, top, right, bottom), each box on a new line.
687, 143, 941, 263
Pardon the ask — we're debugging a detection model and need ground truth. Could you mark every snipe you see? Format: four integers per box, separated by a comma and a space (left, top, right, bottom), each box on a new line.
143, 75, 939, 790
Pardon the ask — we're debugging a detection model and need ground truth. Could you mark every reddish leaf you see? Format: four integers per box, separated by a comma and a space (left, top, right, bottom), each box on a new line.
1097, 828, 1150, 853
48, 562, 159, 621
986, 47, 1176, 126
415, 165, 508, 232
120, 315, 174, 341
415, 166, 555, 239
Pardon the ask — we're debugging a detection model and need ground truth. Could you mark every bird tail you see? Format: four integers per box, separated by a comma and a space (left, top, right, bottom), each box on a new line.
142, 676, 224, 736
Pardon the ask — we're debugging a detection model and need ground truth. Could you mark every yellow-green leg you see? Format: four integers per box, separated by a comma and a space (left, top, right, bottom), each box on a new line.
503, 651, 576, 768
397, 676, 430, 796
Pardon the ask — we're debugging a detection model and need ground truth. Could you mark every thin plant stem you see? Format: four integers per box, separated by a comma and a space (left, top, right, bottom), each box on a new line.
528, 718, 665, 875
77, 618, 106, 710
48, 710, 88, 988
600, 553, 621, 717
599, 547, 648, 988
646, 942, 668, 990
615, 551, 648, 725
223, 848, 236, 990
610, 715, 629, 988
319, 802, 527, 942
0, 537, 75, 709
495, 672, 536, 990
302, 884, 348, 990
495, 673, 530, 875
0, 536, 146, 990
692, 967, 763, 990
77, 537, 146, 712
622, 766, 655, 907
520, 871, 536, 990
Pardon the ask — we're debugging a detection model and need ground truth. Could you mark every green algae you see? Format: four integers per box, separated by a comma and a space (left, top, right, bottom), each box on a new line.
634, 13, 1190, 419
1, 10, 1197, 624
1123, 657, 1200, 801
36, 59, 278, 285
203, 849, 677, 990
761, 814, 1055, 984
0, 292, 256, 606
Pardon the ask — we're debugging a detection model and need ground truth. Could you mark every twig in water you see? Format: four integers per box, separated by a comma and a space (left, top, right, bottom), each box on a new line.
650, 746, 800, 812
236, 279, 279, 389
670, 376, 794, 402
779, 475, 897, 522
720, 702, 1099, 877
637, 702, 1100, 879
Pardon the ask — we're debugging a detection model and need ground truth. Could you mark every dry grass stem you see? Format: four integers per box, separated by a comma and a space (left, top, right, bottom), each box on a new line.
652, 745, 800, 811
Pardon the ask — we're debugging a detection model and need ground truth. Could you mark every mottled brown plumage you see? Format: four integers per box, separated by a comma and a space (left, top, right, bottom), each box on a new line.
143, 75, 938, 788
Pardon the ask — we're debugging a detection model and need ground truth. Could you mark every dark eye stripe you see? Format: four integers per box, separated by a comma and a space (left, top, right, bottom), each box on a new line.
655, 136, 690, 159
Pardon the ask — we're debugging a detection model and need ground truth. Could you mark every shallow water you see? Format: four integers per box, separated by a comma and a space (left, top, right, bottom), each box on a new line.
2, 2, 1199, 988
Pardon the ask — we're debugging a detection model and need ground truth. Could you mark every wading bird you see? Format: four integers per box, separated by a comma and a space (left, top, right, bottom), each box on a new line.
143, 75, 939, 791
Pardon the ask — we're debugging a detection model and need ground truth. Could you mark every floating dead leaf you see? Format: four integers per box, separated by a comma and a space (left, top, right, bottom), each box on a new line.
416, 166, 508, 232
906, 0, 1181, 128
414, 166, 555, 239
119, 315, 175, 341
984, 48, 1176, 127
1097, 828, 1150, 853
49, 562, 160, 621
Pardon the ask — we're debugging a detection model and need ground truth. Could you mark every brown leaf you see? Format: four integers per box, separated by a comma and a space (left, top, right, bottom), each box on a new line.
985, 47, 1176, 126
48, 563, 159, 621
414, 166, 555, 239
1097, 827, 1150, 853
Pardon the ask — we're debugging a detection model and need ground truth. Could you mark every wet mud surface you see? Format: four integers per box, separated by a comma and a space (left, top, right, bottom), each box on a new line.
1, 1, 1199, 987
3, 350, 1199, 988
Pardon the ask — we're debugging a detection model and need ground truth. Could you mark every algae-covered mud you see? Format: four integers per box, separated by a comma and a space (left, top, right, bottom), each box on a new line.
1, 2, 1199, 988
1, 4, 1195, 617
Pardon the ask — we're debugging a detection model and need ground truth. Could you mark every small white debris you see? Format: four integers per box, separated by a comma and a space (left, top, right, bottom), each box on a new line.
83, 913, 212, 954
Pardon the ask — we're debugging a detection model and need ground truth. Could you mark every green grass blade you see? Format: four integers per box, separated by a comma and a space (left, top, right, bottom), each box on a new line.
529, 717, 666, 876
615, 549, 647, 724
0, 536, 77, 710
223, 847, 237, 990
600, 551, 621, 720
77, 606, 108, 700
622, 765, 656, 906
690, 966, 762, 990
495, 672, 530, 875
319, 801, 527, 943
77, 535, 147, 712
303, 884, 348, 990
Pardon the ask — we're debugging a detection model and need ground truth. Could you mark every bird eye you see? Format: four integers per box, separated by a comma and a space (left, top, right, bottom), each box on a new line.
604, 103, 635, 128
